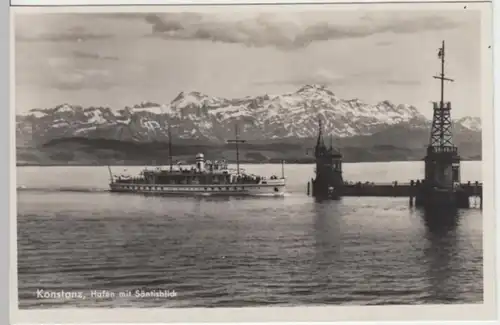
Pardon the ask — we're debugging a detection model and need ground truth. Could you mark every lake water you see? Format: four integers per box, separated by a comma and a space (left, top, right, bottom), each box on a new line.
16, 161, 483, 308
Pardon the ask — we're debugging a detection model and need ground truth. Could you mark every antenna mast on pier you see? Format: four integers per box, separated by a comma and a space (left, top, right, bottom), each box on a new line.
423, 40, 460, 192
431, 40, 454, 148
227, 124, 246, 175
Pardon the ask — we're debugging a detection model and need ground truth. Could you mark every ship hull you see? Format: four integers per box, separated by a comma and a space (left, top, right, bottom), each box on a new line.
109, 182, 286, 197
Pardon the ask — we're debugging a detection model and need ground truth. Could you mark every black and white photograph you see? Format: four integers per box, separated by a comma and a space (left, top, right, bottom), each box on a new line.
12, 0, 496, 322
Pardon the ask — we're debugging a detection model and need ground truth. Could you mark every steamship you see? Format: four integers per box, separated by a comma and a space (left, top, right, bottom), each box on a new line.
107, 126, 286, 197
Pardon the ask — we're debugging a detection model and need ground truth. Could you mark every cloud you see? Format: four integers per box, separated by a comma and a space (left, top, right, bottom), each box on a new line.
48, 68, 114, 91
72, 50, 119, 61
14, 10, 472, 47
254, 69, 420, 88
376, 40, 393, 47
143, 11, 465, 49
95, 13, 153, 20
17, 26, 114, 43
385, 79, 421, 86
44, 58, 114, 90
254, 70, 351, 87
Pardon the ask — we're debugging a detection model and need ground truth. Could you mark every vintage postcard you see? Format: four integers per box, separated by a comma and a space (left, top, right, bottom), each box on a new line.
10, 0, 496, 323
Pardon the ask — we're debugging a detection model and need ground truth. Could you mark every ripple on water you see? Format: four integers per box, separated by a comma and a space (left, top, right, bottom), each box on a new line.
17, 164, 484, 308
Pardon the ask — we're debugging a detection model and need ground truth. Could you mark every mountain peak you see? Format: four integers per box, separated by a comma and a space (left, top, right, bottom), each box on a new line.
295, 84, 336, 98
134, 101, 161, 109
54, 104, 74, 113
456, 116, 481, 131
170, 90, 219, 109
297, 84, 327, 92
172, 90, 209, 101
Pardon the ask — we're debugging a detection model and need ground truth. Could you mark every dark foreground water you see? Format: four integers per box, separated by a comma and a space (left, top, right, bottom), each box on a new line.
17, 162, 483, 308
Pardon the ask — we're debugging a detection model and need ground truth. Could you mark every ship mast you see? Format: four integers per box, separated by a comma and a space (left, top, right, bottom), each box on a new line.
107, 165, 113, 183
167, 120, 173, 172
227, 124, 246, 175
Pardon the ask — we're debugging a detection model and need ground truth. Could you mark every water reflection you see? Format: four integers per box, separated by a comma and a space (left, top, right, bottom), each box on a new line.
312, 201, 342, 258
419, 208, 461, 303
421, 207, 460, 235
309, 201, 343, 292
192, 195, 286, 203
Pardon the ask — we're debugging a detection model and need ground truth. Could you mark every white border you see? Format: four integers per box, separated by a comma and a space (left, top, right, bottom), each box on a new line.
8, 0, 493, 7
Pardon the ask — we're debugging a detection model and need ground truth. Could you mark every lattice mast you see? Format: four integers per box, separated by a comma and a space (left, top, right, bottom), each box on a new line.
430, 40, 454, 150
424, 40, 461, 189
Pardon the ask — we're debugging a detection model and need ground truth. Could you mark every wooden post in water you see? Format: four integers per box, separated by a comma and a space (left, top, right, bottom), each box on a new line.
409, 180, 414, 207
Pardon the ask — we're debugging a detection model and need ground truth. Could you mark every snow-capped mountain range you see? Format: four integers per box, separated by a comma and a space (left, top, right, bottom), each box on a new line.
16, 84, 481, 146
453, 116, 482, 132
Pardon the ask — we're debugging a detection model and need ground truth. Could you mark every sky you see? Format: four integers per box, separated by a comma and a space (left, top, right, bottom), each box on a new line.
14, 7, 484, 119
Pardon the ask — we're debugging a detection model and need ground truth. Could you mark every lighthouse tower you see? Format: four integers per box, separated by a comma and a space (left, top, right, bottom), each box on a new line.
311, 118, 344, 199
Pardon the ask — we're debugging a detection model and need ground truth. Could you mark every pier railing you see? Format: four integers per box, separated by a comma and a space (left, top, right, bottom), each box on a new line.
340, 181, 482, 200
342, 181, 483, 187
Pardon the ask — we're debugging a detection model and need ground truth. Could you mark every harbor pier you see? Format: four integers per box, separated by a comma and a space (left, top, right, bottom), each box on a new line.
307, 179, 482, 209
